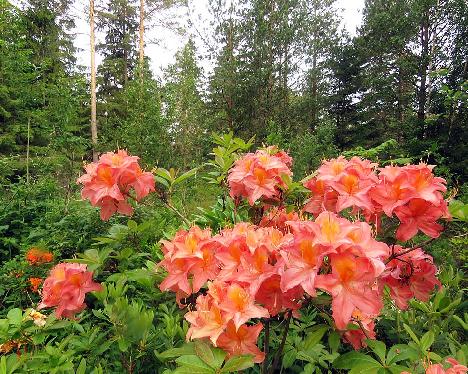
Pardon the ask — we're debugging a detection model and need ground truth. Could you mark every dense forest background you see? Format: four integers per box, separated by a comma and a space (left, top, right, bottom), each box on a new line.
0, 0, 467, 259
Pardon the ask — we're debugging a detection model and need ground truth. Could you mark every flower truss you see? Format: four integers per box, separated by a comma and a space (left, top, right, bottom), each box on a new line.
38, 263, 101, 318
25, 247, 54, 265
77, 150, 155, 220
158, 151, 451, 363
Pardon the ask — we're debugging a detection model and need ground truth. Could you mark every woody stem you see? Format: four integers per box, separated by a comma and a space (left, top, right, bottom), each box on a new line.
357, 320, 371, 340
262, 319, 270, 374
384, 237, 436, 264
269, 310, 292, 374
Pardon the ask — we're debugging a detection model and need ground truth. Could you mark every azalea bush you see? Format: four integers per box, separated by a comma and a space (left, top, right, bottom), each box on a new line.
0, 133, 466, 373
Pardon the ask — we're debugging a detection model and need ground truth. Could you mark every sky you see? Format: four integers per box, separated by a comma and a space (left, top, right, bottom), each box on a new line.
72, 0, 365, 78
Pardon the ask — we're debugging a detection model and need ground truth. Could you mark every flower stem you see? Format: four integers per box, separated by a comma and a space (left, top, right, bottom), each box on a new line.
269, 310, 292, 374
262, 319, 270, 374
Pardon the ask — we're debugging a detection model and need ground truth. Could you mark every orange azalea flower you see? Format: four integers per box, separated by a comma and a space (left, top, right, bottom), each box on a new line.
38, 263, 102, 319
77, 150, 155, 220
217, 321, 265, 363
228, 149, 292, 205
29, 277, 43, 293
26, 247, 54, 265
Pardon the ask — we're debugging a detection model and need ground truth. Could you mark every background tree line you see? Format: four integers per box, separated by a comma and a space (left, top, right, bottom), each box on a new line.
0, 0, 467, 184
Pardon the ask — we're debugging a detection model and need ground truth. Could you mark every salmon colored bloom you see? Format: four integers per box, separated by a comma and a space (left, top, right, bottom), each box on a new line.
395, 198, 447, 241
380, 247, 441, 309
77, 150, 155, 220
217, 321, 265, 363
26, 248, 54, 265
29, 277, 43, 293
38, 263, 102, 319
426, 358, 468, 374
228, 149, 292, 205
315, 253, 383, 329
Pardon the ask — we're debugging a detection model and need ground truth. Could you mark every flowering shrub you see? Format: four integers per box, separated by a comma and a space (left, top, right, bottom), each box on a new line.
2, 138, 466, 374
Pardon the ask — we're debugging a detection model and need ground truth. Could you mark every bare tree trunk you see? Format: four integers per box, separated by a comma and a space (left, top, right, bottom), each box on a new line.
417, 12, 430, 125
139, 0, 144, 79
90, 0, 98, 161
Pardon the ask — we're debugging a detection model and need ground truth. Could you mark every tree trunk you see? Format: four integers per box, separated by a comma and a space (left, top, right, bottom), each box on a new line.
90, 0, 98, 161
139, 0, 144, 79
417, 12, 429, 127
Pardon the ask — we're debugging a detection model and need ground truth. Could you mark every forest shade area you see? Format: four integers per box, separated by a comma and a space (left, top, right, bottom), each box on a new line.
0, 0, 467, 255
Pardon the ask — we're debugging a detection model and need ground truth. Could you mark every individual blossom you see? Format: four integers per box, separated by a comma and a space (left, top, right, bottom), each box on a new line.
228, 149, 292, 205
77, 150, 155, 220
216, 321, 265, 363
29, 277, 43, 293
315, 253, 383, 330
395, 198, 447, 241
38, 263, 102, 319
379, 247, 441, 309
25, 247, 54, 265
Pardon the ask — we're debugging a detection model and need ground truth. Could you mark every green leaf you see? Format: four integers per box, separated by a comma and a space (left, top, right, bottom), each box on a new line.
387, 344, 420, 365
157, 344, 196, 359
220, 355, 255, 372
7, 308, 22, 326
420, 331, 435, 352
366, 340, 386, 364
333, 351, 382, 373
194, 340, 225, 368
303, 325, 329, 350
328, 332, 341, 353
403, 324, 420, 344
449, 200, 468, 221
174, 167, 198, 185
175, 355, 214, 373
76, 358, 86, 374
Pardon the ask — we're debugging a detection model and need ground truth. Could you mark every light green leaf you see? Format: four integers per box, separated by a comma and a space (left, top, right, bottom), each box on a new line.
403, 324, 420, 344
76, 358, 86, 374
420, 331, 435, 352
220, 355, 254, 372
333, 351, 382, 372
7, 308, 22, 326
175, 355, 214, 373
387, 344, 420, 364
366, 340, 386, 364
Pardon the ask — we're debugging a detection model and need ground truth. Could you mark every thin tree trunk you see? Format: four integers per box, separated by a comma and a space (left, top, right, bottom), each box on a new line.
417, 12, 430, 127
26, 118, 30, 183
139, 0, 144, 79
90, 0, 98, 161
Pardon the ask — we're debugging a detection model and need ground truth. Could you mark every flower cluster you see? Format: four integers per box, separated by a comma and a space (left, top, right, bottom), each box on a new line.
77, 150, 155, 220
25, 247, 53, 265
227, 147, 292, 205
38, 263, 101, 318
29, 277, 43, 293
426, 358, 467, 374
159, 208, 443, 358
402, 358, 468, 374
379, 246, 440, 309
303, 157, 450, 241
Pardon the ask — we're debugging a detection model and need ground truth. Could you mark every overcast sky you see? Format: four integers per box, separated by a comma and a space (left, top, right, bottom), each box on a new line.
72, 0, 365, 78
